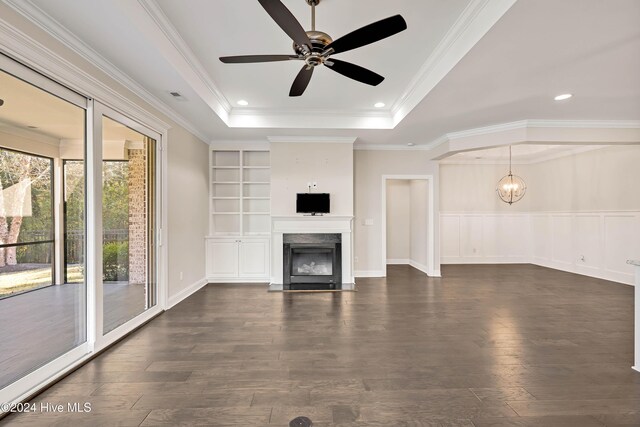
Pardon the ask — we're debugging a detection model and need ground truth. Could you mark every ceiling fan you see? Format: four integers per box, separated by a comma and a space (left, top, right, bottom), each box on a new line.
220, 0, 407, 97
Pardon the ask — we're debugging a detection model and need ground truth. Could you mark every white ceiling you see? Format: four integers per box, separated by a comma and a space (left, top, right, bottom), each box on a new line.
154, 0, 470, 111
9, 0, 640, 147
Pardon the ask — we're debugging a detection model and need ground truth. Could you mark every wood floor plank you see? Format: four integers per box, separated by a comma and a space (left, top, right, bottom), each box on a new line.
139, 407, 270, 426
506, 398, 640, 416
2, 264, 637, 426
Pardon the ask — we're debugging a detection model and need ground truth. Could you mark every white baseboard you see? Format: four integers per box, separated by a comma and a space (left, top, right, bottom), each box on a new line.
354, 270, 385, 278
166, 277, 207, 309
386, 259, 410, 265
207, 277, 270, 284
532, 259, 634, 286
441, 257, 531, 264
409, 259, 429, 275
441, 257, 634, 286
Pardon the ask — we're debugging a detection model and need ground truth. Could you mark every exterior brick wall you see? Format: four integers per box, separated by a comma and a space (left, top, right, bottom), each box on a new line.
128, 149, 146, 285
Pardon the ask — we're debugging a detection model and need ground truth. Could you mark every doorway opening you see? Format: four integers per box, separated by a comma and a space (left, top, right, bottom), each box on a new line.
381, 175, 436, 277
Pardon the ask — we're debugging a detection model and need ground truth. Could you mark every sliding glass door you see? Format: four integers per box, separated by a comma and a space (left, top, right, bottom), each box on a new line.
0, 54, 164, 406
0, 63, 87, 390
63, 160, 85, 284
99, 112, 159, 336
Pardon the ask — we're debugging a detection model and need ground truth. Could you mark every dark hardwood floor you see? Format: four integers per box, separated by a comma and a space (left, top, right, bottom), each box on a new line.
2, 264, 638, 426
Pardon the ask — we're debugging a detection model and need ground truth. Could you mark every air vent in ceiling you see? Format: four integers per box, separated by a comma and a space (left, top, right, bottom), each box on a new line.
168, 91, 188, 102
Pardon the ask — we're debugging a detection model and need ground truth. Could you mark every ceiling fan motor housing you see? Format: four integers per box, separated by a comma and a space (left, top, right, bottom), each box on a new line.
294, 30, 333, 55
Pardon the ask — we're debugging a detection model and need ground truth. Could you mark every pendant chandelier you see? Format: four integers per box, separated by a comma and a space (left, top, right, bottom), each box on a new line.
496, 146, 526, 205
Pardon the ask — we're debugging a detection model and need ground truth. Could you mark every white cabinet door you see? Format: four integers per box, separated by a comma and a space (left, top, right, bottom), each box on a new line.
206, 239, 239, 278
238, 239, 270, 278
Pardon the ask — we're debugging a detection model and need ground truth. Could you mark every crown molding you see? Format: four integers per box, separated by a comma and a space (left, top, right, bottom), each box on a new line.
440, 145, 610, 165
353, 119, 640, 154
526, 119, 640, 129
0, 16, 175, 135
426, 119, 640, 157
267, 136, 357, 144
390, 0, 518, 126
3, 0, 514, 131
137, 0, 232, 117
354, 143, 433, 151
2, 0, 209, 142
230, 107, 389, 119
445, 120, 529, 140
122, 0, 513, 130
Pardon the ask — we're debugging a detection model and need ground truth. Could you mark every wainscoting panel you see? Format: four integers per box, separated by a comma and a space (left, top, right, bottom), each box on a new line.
604, 215, 640, 279
551, 215, 573, 266
574, 215, 602, 271
440, 215, 460, 258
441, 213, 531, 263
442, 211, 640, 285
532, 214, 552, 263
481, 215, 501, 258
460, 215, 483, 258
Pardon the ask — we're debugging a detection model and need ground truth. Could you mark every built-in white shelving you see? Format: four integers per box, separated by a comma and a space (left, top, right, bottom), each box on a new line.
209, 149, 271, 236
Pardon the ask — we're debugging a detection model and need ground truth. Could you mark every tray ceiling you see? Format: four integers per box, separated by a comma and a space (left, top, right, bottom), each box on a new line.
6, 0, 640, 148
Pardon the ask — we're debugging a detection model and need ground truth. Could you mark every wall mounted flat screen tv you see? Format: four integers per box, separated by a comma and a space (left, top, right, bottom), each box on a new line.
296, 193, 330, 214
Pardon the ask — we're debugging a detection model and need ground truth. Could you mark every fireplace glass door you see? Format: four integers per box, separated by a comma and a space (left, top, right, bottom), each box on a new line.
291, 248, 333, 276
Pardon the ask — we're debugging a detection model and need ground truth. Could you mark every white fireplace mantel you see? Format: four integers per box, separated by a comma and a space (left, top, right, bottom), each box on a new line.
270, 215, 354, 290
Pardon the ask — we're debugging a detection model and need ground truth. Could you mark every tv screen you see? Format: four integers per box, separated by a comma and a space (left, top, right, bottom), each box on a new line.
296, 193, 330, 214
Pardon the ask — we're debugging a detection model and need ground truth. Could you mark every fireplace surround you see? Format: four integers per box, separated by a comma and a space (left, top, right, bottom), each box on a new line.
283, 233, 341, 290
270, 215, 354, 291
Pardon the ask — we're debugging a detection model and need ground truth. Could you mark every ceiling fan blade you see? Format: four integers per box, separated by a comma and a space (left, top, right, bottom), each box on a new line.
289, 65, 314, 97
220, 55, 297, 64
258, 0, 311, 51
325, 15, 407, 55
325, 59, 384, 86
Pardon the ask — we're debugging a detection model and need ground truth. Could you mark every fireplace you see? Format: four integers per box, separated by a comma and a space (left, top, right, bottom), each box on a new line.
283, 233, 341, 290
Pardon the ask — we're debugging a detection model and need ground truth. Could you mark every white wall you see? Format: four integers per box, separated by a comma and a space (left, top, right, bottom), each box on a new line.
528, 146, 640, 212
271, 142, 353, 216
167, 126, 209, 298
440, 146, 640, 284
440, 163, 532, 212
410, 179, 429, 269
354, 150, 439, 277
385, 180, 411, 261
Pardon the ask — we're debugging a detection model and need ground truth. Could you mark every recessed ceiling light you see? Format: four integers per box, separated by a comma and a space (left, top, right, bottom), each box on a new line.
27, 126, 38, 129
374, 102, 385, 108
237, 100, 249, 106
0, 99, 4, 107
554, 93, 572, 101
407, 142, 414, 146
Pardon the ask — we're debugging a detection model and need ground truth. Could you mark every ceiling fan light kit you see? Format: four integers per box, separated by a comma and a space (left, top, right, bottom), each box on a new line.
220, 0, 407, 96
